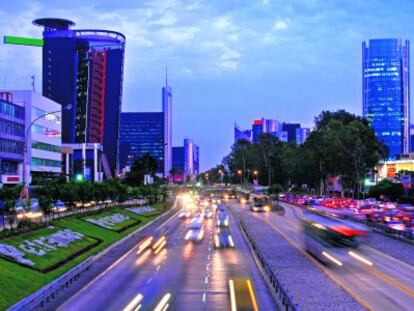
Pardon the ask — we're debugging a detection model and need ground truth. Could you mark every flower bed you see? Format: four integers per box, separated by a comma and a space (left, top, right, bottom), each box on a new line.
82, 210, 142, 232
126, 206, 156, 215
0, 227, 99, 272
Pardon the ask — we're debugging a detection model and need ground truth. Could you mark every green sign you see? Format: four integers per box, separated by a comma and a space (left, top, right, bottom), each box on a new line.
4, 36, 43, 47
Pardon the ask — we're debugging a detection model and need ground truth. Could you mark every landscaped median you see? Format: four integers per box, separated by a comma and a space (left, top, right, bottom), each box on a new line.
0, 203, 166, 310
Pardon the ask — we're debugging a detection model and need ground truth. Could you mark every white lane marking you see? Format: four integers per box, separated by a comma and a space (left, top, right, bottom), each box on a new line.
202, 293, 206, 302
205, 276, 208, 283
208, 247, 211, 251
206, 264, 209, 271
207, 255, 211, 260
156, 265, 161, 271
147, 277, 152, 284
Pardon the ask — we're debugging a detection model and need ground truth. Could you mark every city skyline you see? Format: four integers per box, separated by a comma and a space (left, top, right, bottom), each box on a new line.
1, 0, 414, 170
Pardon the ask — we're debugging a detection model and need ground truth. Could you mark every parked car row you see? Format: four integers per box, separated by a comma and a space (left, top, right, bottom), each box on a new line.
279, 193, 414, 233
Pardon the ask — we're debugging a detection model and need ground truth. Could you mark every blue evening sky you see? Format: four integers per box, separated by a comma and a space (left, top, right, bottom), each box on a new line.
1, 0, 413, 170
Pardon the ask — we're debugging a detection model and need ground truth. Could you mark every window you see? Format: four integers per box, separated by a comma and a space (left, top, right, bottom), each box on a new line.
32, 141, 61, 153
0, 100, 24, 119
31, 157, 61, 168
0, 119, 24, 137
0, 138, 23, 154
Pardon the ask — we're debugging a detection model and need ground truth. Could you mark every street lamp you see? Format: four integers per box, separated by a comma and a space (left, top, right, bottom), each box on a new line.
22, 104, 72, 199
237, 169, 243, 184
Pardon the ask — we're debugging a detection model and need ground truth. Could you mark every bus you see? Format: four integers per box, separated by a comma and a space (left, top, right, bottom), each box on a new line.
249, 194, 271, 212
302, 212, 371, 266
236, 189, 251, 204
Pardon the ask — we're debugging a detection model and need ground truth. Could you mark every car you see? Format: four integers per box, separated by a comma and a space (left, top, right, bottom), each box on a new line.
185, 227, 204, 243
214, 228, 235, 248
217, 204, 226, 212
188, 217, 203, 229
53, 200, 67, 212
217, 213, 229, 227
179, 210, 192, 219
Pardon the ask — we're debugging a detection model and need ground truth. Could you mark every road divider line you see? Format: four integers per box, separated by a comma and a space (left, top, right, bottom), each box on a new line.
367, 267, 414, 298
202, 293, 206, 302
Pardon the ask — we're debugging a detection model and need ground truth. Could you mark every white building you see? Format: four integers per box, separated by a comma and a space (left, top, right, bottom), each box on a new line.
9, 91, 62, 184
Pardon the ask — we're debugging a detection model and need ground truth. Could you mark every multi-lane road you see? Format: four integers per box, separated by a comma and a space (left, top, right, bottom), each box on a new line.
55, 197, 275, 310
229, 199, 414, 311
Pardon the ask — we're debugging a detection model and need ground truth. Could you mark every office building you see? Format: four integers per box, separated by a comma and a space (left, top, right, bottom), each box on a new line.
252, 119, 265, 144
363, 38, 410, 159
9, 91, 62, 184
33, 18, 125, 176
0, 92, 25, 186
296, 127, 310, 144
234, 124, 252, 143
119, 112, 164, 176
282, 123, 301, 143
162, 72, 173, 177
172, 139, 199, 179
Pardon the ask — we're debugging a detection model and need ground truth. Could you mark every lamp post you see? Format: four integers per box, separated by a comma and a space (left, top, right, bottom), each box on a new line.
253, 170, 258, 185
237, 169, 243, 184
218, 169, 224, 184
22, 104, 71, 199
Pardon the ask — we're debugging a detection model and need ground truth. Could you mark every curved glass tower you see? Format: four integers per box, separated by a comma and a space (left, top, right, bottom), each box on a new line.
362, 38, 410, 159
33, 18, 125, 176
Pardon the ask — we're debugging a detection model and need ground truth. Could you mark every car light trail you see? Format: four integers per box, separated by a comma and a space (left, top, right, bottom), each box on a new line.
229, 280, 237, 311
185, 230, 192, 240
246, 279, 259, 311
123, 293, 143, 311
152, 236, 166, 250
137, 236, 153, 255
154, 293, 172, 311
322, 251, 343, 266
228, 235, 235, 248
348, 251, 373, 266
154, 240, 167, 254
198, 229, 204, 240
214, 235, 220, 248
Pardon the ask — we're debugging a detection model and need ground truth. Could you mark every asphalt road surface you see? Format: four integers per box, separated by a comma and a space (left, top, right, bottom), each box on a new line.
229, 199, 414, 311
57, 200, 275, 310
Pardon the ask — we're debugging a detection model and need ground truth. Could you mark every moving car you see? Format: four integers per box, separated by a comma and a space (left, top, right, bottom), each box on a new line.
214, 228, 235, 248
185, 226, 204, 243
217, 212, 229, 227
179, 210, 192, 219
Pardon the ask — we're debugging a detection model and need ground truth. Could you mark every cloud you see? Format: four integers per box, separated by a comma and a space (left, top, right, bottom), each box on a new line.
273, 18, 290, 30
151, 13, 178, 26
160, 26, 199, 44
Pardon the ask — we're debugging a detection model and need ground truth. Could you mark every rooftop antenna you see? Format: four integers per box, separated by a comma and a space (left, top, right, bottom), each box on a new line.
31, 75, 35, 92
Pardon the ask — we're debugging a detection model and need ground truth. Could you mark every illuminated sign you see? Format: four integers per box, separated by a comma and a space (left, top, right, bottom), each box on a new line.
4, 36, 43, 47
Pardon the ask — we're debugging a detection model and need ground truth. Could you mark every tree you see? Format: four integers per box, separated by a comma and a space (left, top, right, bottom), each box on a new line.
39, 196, 53, 221
125, 154, 158, 186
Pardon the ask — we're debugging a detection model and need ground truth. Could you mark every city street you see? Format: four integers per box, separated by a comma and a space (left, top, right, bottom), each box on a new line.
229, 200, 414, 311
56, 199, 275, 310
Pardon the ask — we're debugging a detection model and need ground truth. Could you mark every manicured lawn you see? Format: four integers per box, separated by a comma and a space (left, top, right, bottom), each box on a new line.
2, 226, 98, 271
82, 209, 142, 231
0, 205, 164, 310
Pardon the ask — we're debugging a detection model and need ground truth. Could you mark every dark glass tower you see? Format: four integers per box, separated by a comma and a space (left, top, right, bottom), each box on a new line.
119, 112, 165, 175
363, 38, 410, 159
33, 18, 125, 175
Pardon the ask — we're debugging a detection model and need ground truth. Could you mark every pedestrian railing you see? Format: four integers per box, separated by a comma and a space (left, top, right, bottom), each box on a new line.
7, 257, 94, 311
239, 219, 298, 311
351, 217, 414, 241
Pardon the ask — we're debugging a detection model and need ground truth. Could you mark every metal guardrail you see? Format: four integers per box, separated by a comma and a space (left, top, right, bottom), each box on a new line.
239, 219, 298, 311
351, 217, 414, 241
7, 257, 94, 311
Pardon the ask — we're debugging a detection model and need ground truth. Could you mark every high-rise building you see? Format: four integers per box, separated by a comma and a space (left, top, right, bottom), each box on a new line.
363, 38, 410, 159
296, 127, 310, 144
33, 18, 125, 176
172, 139, 199, 179
252, 119, 265, 144
162, 71, 173, 177
119, 112, 165, 176
282, 123, 301, 143
0, 92, 25, 186
234, 124, 252, 143
9, 91, 62, 184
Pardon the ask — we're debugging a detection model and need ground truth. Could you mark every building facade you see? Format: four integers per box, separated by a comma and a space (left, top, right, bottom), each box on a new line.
282, 123, 301, 143
33, 18, 125, 176
119, 112, 164, 176
363, 38, 410, 159
162, 75, 173, 177
172, 139, 199, 179
234, 124, 252, 143
10, 91, 62, 184
296, 127, 310, 144
0, 92, 25, 186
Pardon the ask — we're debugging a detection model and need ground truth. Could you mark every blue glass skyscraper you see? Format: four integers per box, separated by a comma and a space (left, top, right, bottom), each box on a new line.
363, 38, 410, 159
33, 18, 125, 176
